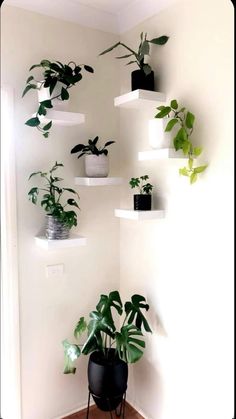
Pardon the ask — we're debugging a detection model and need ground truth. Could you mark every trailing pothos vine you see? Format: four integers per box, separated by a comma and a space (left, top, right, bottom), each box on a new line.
155, 100, 207, 184
22, 59, 94, 138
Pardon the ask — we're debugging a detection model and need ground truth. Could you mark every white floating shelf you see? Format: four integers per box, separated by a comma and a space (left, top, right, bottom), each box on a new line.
33, 110, 85, 126
35, 234, 87, 249
138, 149, 186, 160
114, 209, 165, 220
114, 89, 166, 109
74, 177, 123, 186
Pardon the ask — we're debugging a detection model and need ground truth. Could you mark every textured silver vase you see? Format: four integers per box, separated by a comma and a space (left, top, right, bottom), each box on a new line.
45, 215, 70, 240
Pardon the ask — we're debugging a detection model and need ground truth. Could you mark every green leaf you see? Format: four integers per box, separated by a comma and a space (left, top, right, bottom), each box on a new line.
74, 65, 81, 73
179, 167, 189, 176
165, 118, 178, 132
71, 144, 85, 154
43, 132, 49, 139
26, 76, 34, 84
129, 178, 140, 189
182, 140, 191, 155
156, 106, 165, 111
72, 73, 82, 84
99, 42, 121, 56
125, 294, 152, 333
29, 64, 41, 71
188, 157, 194, 169
140, 40, 150, 56
115, 54, 133, 59
82, 311, 114, 355
96, 291, 123, 330
170, 99, 178, 110
149, 36, 169, 45
49, 77, 57, 96
61, 87, 69, 101
115, 324, 145, 364
67, 198, 79, 209
28, 187, 39, 204
126, 61, 138, 66
193, 147, 202, 157
194, 165, 207, 173
142, 64, 152, 75
155, 107, 171, 118
84, 65, 94, 73
40, 59, 51, 67
104, 140, 115, 147
49, 63, 61, 72
173, 128, 188, 151
25, 117, 40, 127
40, 100, 53, 108
190, 172, 198, 184
63, 188, 78, 195
28, 171, 42, 180
92, 136, 99, 145
22, 84, 37, 98
43, 121, 52, 131
38, 105, 47, 116
74, 317, 87, 339
62, 339, 81, 374
185, 111, 195, 129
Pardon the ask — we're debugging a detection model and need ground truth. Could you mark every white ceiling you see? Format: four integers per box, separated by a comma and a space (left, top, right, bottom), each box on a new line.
3, 0, 175, 33
72, 0, 136, 15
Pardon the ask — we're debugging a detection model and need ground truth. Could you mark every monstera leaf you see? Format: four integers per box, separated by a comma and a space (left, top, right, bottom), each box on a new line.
115, 324, 145, 363
96, 291, 123, 330
82, 310, 114, 355
125, 294, 152, 333
62, 339, 81, 374
74, 317, 87, 339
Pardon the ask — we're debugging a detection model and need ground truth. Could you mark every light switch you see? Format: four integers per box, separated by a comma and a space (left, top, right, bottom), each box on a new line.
46, 264, 64, 277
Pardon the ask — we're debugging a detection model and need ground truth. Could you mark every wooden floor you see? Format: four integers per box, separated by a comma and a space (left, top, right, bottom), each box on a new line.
63, 402, 144, 419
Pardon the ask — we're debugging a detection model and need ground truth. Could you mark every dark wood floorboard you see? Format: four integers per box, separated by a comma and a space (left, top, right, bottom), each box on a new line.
63, 401, 144, 419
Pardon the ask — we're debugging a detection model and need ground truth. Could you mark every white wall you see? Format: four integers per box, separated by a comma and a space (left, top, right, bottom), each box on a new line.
1, 6, 121, 419
118, 0, 234, 418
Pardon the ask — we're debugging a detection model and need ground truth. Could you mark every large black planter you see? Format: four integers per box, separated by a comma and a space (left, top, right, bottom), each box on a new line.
88, 350, 128, 411
134, 194, 152, 211
131, 69, 155, 91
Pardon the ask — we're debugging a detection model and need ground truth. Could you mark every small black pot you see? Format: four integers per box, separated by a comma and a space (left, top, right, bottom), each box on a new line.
88, 349, 128, 411
131, 69, 155, 91
134, 194, 152, 211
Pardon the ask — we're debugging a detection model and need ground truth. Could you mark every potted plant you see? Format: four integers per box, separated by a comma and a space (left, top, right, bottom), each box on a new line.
99, 32, 169, 91
22, 59, 94, 138
28, 161, 80, 239
155, 99, 208, 183
63, 290, 152, 412
129, 175, 154, 210
70, 136, 115, 178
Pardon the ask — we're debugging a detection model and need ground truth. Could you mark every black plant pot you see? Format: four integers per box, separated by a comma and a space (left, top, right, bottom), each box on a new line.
134, 194, 152, 211
131, 69, 155, 91
88, 349, 128, 411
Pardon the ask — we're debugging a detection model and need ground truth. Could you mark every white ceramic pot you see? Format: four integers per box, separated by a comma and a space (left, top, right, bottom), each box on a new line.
148, 118, 172, 149
37, 81, 69, 110
85, 155, 109, 178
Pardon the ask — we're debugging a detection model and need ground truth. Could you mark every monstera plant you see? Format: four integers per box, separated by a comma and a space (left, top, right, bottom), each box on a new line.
63, 290, 152, 412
